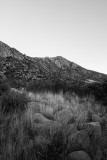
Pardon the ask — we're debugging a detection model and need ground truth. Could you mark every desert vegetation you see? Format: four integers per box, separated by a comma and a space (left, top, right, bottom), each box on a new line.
26, 78, 107, 105
0, 82, 107, 160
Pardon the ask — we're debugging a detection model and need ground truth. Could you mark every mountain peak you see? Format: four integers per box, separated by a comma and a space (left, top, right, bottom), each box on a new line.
49, 56, 71, 68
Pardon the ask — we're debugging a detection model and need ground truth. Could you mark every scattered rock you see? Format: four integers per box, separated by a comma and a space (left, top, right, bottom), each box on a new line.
54, 109, 74, 125
67, 151, 91, 160
67, 130, 90, 153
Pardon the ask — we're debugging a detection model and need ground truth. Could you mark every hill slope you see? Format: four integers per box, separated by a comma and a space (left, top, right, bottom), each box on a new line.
0, 41, 107, 91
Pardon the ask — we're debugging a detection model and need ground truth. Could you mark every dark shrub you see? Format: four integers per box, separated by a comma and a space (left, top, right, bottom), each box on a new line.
0, 80, 10, 96
0, 90, 29, 114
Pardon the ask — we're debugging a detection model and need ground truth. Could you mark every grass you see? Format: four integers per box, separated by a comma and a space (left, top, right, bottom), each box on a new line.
0, 88, 107, 160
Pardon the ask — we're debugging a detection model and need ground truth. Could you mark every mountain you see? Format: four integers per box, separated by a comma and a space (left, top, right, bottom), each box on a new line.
0, 41, 107, 94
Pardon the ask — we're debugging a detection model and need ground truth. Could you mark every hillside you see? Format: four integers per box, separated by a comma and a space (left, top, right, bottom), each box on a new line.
0, 41, 107, 89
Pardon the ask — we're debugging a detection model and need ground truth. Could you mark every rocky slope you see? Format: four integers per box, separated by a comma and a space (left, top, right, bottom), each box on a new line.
0, 41, 107, 91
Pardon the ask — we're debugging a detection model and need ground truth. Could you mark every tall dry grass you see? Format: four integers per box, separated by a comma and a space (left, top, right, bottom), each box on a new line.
0, 88, 106, 160
27, 91, 106, 125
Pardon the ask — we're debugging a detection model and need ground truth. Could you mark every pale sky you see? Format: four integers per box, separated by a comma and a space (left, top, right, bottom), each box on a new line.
0, 0, 107, 74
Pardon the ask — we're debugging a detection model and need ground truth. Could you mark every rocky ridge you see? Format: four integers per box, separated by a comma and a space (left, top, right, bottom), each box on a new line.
0, 41, 107, 90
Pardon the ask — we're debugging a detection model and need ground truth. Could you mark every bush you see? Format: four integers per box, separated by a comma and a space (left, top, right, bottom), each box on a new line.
0, 80, 10, 96
0, 90, 29, 114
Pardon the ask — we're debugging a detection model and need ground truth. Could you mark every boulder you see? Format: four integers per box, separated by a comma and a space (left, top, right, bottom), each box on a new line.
33, 113, 52, 124
67, 151, 91, 160
78, 122, 102, 140
54, 109, 74, 125
67, 130, 90, 153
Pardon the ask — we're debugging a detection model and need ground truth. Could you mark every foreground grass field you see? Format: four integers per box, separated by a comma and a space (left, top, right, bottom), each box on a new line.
0, 87, 107, 160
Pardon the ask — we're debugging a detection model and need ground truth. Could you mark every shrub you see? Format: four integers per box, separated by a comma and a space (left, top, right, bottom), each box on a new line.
0, 80, 10, 96
0, 89, 29, 114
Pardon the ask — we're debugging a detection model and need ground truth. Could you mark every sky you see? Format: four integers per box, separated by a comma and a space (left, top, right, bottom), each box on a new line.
0, 0, 107, 74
